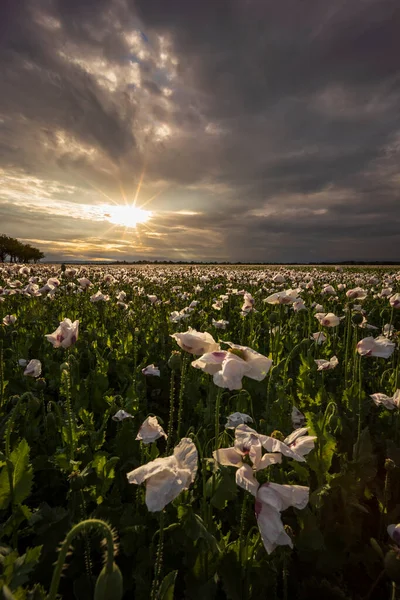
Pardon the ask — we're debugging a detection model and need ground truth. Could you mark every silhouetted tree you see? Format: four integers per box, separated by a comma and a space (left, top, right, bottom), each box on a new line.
0, 235, 45, 263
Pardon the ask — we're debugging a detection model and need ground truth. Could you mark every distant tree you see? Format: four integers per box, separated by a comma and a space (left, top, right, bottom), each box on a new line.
0, 234, 45, 263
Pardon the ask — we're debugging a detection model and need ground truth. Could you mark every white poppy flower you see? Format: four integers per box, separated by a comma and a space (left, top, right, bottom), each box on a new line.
389, 293, 400, 308
212, 319, 229, 329
291, 406, 305, 429
126, 437, 197, 511
262, 427, 316, 463
142, 364, 161, 377
112, 409, 134, 421
315, 355, 339, 371
171, 328, 219, 355
192, 343, 272, 391
255, 482, 309, 554
370, 390, 400, 410
346, 287, 368, 300
136, 416, 167, 444
315, 312, 341, 327
310, 332, 326, 345
225, 412, 253, 429
3, 314, 17, 326
357, 336, 395, 358
90, 290, 110, 302
45, 318, 79, 349
23, 359, 42, 378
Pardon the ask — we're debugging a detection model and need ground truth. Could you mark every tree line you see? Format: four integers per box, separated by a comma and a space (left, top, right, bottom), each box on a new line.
0, 235, 45, 263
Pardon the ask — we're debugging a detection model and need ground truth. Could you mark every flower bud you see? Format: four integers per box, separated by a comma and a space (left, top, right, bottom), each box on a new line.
269, 312, 279, 324
270, 430, 285, 441
36, 378, 47, 390
227, 348, 246, 360
168, 351, 182, 371
94, 562, 123, 600
385, 458, 396, 471
384, 549, 400, 583
28, 396, 40, 412
46, 412, 56, 429
60, 362, 70, 372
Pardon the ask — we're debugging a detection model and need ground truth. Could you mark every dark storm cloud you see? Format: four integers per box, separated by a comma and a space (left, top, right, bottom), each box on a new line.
1, 0, 400, 260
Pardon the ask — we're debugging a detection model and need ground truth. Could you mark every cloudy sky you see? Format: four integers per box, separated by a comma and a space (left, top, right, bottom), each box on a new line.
1, 0, 400, 262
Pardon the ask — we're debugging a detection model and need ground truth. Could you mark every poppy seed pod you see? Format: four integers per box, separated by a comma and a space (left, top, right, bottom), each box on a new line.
94, 562, 123, 600
352, 313, 364, 325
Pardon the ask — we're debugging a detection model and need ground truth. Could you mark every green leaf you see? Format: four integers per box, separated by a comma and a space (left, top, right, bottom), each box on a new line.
0, 440, 33, 510
9, 545, 42, 589
158, 570, 178, 600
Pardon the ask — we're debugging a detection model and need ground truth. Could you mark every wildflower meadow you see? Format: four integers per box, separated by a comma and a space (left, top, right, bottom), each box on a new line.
1, 263, 400, 599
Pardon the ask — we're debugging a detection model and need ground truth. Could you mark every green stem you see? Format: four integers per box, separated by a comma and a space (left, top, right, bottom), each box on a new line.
62, 365, 75, 462
0, 340, 4, 408
391, 581, 396, 600
357, 353, 363, 444
166, 370, 175, 454
177, 354, 188, 439
150, 511, 165, 600
214, 387, 222, 451
48, 519, 116, 600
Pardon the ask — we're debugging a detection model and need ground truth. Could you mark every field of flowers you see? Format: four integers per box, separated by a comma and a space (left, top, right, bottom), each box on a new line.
1, 263, 400, 600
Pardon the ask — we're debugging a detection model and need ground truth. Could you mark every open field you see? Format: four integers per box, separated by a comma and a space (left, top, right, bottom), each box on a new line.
1, 263, 400, 599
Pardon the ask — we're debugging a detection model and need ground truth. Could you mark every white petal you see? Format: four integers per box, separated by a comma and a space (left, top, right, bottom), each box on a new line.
213, 447, 243, 467
236, 464, 259, 496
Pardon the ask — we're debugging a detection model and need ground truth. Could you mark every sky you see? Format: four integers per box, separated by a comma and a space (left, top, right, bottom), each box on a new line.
1, 0, 400, 263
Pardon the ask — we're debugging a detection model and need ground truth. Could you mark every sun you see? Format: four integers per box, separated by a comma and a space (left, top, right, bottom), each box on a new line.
101, 204, 152, 229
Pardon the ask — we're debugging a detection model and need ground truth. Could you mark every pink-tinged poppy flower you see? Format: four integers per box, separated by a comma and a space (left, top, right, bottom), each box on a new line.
310, 332, 327, 345
112, 409, 133, 421
272, 274, 285, 283
142, 364, 161, 376
241, 292, 255, 313
3, 314, 17, 326
255, 481, 309, 554
357, 336, 395, 358
346, 287, 368, 300
370, 390, 400, 410
315, 312, 341, 327
264, 291, 295, 305
126, 437, 197, 511
262, 427, 316, 463
23, 359, 42, 377
293, 299, 306, 312
225, 412, 253, 429
213, 426, 282, 495
192, 343, 272, 390
212, 319, 229, 329
291, 406, 305, 429
380, 288, 393, 297
77, 277, 92, 289
136, 416, 167, 443
321, 285, 336, 295
389, 293, 400, 308
90, 290, 110, 302
45, 318, 79, 349
315, 355, 339, 371
388, 524, 400, 546
171, 327, 219, 355
382, 324, 395, 338
47, 277, 60, 287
